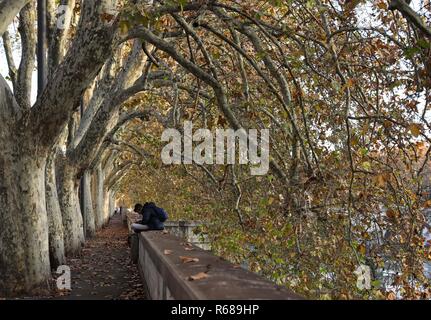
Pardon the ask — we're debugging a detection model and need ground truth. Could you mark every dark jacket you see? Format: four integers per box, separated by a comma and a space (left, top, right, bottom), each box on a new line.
138, 203, 164, 230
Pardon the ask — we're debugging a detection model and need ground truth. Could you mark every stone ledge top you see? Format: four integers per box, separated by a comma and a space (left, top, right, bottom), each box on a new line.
139, 230, 304, 300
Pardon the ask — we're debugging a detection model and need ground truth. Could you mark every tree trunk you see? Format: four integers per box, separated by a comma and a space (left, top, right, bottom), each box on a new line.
103, 188, 110, 225
45, 150, 66, 268
0, 77, 51, 296
0, 153, 51, 296
109, 191, 115, 218
57, 160, 84, 256
95, 163, 105, 229
82, 170, 96, 238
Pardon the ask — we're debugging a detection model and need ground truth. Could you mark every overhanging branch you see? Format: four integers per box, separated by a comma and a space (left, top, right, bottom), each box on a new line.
389, 0, 431, 38
0, 0, 31, 36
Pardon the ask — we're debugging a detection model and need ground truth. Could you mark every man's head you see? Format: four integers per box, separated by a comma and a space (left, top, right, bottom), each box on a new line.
134, 203, 143, 213
143, 202, 156, 209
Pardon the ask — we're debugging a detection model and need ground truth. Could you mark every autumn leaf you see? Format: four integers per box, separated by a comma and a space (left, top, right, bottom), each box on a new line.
188, 272, 209, 281
267, 197, 275, 205
424, 200, 431, 208
361, 161, 371, 171
408, 123, 421, 137
180, 256, 199, 263
344, 0, 363, 14
387, 292, 397, 300
119, 21, 129, 34
164, 249, 173, 255
217, 116, 227, 126
376, 2, 387, 10
383, 120, 393, 128
357, 244, 366, 255
386, 209, 399, 221
375, 174, 386, 187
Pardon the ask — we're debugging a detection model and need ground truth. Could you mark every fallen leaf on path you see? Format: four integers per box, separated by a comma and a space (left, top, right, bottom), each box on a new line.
164, 249, 173, 255
180, 256, 199, 263
188, 272, 209, 281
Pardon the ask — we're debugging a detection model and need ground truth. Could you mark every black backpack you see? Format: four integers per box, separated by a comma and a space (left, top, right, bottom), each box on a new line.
154, 206, 168, 222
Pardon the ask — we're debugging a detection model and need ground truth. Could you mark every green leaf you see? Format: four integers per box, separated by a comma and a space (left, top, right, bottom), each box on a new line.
362, 161, 371, 171
404, 46, 421, 59
359, 148, 368, 156
417, 39, 430, 49
371, 280, 381, 288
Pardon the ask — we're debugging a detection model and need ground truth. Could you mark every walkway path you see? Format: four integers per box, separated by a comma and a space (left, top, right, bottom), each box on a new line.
57, 213, 145, 300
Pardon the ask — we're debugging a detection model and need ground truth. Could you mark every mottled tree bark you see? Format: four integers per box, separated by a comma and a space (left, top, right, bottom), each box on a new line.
103, 189, 110, 224
82, 170, 96, 238
45, 150, 66, 269
0, 77, 50, 296
57, 159, 84, 256
0, 0, 31, 36
95, 163, 105, 229
109, 191, 115, 218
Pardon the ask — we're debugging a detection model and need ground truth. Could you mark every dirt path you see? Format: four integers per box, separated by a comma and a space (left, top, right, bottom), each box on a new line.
56, 213, 145, 300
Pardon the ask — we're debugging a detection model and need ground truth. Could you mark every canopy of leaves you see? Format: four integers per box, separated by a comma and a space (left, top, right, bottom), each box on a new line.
100, 0, 431, 299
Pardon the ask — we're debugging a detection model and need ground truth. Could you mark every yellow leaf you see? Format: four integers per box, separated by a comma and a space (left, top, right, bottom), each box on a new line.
119, 21, 129, 34
357, 244, 366, 255
362, 161, 371, 171
375, 174, 386, 187
409, 123, 421, 137
376, 2, 387, 10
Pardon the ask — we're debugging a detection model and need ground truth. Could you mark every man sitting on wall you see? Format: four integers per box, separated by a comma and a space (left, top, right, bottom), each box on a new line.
131, 202, 168, 232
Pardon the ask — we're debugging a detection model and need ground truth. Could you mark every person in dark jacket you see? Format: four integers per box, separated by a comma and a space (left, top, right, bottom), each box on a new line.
131, 202, 165, 232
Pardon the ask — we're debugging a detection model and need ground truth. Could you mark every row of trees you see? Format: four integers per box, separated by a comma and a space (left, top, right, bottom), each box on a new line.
0, 0, 431, 299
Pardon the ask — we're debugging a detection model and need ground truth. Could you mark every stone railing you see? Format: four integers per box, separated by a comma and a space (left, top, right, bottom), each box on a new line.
126, 210, 303, 300
164, 220, 210, 250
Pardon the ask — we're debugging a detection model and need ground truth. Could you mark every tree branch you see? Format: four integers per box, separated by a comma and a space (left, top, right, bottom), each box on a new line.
389, 0, 431, 38
26, 1, 119, 148
15, 1, 36, 109
1, 31, 17, 87
0, 0, 31, 36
